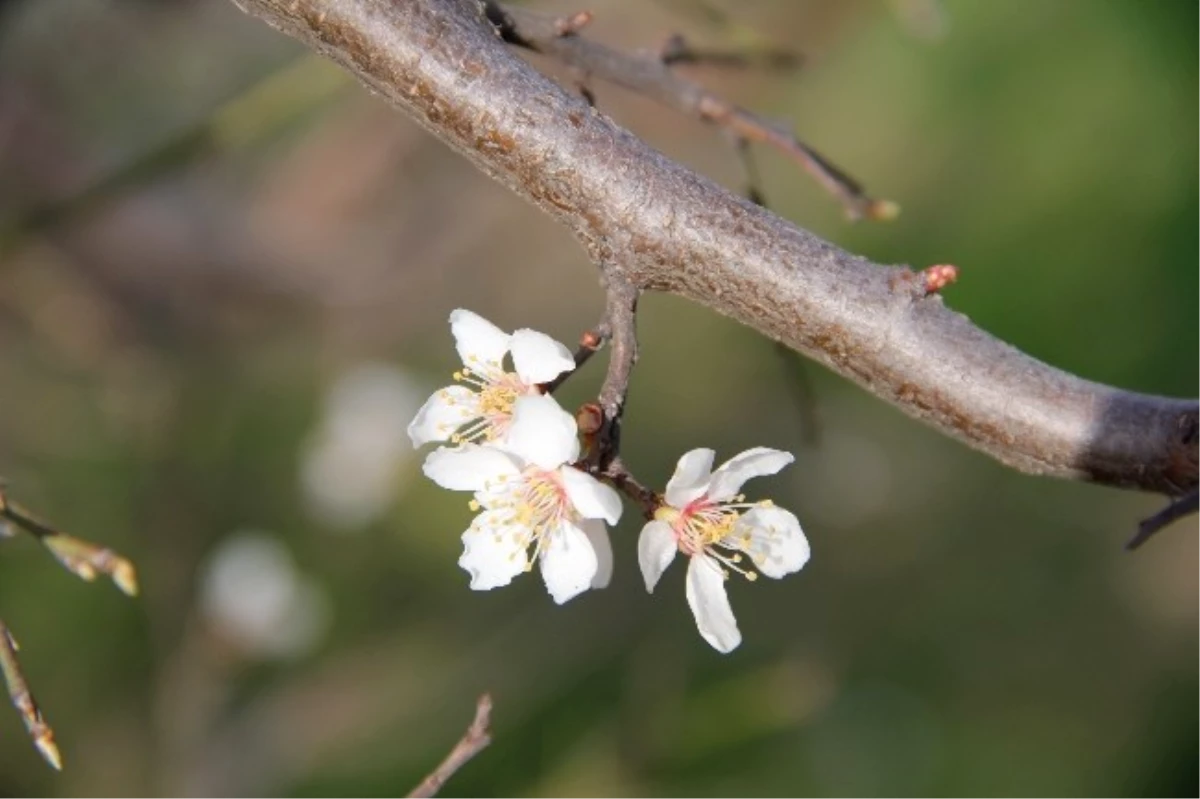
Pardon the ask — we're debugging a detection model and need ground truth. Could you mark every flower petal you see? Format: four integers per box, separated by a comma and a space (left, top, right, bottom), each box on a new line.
560, 466, 622, 525
637, 519, 677, 593
731, 506, 810, 579
504, 394, 580, 469
422, 445, 520, 492
450, 309, 510, 369
510, 329, 575, 385
707, 447, 794, 502
685, 556, 742, 653
664, 448, 716, 508
540, 521, 598, 605
579, 518, 613, 589
407, 385, 479, 446
458, 511, 527, 590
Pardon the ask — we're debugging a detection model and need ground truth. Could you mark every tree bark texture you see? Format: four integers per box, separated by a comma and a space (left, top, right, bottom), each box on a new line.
229, 0, 1198, 498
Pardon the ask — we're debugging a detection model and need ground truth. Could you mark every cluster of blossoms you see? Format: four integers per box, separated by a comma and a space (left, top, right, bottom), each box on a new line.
409, 310, 810, 652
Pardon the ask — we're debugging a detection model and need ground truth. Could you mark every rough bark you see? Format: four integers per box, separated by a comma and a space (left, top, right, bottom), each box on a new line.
228, 0, 1198, 498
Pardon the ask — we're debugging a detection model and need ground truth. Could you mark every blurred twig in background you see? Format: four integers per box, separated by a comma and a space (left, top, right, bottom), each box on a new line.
0, 619, 60, 771
487, 2, 897, 221
407, 693, 494, 798
0, 485, 138, 769
0, 54, 348, 259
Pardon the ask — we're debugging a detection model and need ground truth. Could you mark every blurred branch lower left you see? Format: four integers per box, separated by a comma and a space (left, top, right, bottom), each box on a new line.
0, 483, 140, 769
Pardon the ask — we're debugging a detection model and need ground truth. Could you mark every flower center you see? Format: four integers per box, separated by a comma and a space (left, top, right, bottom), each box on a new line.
449, 367, 530, 444
480, 468, 575, 571
656, 496, 769, 581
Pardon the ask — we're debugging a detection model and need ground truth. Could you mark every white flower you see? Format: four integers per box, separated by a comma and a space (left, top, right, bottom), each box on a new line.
408, 309, 576, 448
423, 394, 623, 604
638, 447, 809, 653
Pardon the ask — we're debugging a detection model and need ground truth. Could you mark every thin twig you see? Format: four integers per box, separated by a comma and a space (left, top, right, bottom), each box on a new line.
1125, 488, 1199, 551
602, 457, 660, 519
407, 693, 494, 798
485, 2, 893, 221
543, 320, 611, 394
0, 489, 138, 596
590, 277, 639, 470
659, 33, 802, 71
0, 620, 61, 770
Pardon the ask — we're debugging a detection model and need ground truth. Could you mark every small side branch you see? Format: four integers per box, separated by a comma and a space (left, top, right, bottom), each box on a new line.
1125, 488, 1199, 551
486, 2, 893, 221
592, 277, 639, 469
0, 490, 138, 596
407, 693, 494, 798
0, 620, 61, 770
543, 320, 611, 394
659, 33, 802, 71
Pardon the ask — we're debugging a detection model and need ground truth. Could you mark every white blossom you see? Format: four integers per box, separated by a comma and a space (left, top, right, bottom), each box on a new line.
408, 309, 575, 449
638, 447, 809, 652
423, 394, 622, 604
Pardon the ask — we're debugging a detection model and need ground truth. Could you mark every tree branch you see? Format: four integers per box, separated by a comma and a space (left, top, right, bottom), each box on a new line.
484, 2, 892, 221
407, 693, 493, 798
227, 0, 1198, 505
0, 620, 61, 770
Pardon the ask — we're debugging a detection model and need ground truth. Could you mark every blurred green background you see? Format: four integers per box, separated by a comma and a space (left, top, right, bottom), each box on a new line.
0, 0, 1195, 795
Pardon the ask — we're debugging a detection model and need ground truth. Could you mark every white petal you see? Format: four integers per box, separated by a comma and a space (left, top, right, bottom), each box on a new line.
458, 512, 527, 590
510, 329, 575, 385
579, 518, 613, 589
504, 394, 580, 469
422, 445, 520, 492
540, 521, 598, 605
407, 385, 479, 446
731, 506, 810, 579
685, 556, 742, 653
707, 447, 794, 502
450, 309, 511, 369
637, 519, 677, 593
663, 448, 716, 508
560, 466, 622, 525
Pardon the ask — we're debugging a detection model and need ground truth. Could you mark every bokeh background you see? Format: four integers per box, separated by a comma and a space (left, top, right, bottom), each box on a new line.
0, 0, 1195, 795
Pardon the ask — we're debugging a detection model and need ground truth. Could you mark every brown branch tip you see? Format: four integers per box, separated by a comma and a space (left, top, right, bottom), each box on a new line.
0, 486, 140, 770
407, 693, 494, 798
0, 621, 62, 771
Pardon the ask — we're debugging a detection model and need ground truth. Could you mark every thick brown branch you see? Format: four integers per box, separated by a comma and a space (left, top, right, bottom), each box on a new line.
228, 0, 1198, 503
407, 693, 493, 798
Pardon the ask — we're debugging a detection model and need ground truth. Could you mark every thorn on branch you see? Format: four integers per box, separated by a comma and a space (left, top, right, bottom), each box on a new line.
407, 693, 493, 798
1125, 488, 1198, 551
0, 620, 61, 771
577, 80, 597, 107
554, 10, 593, 37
